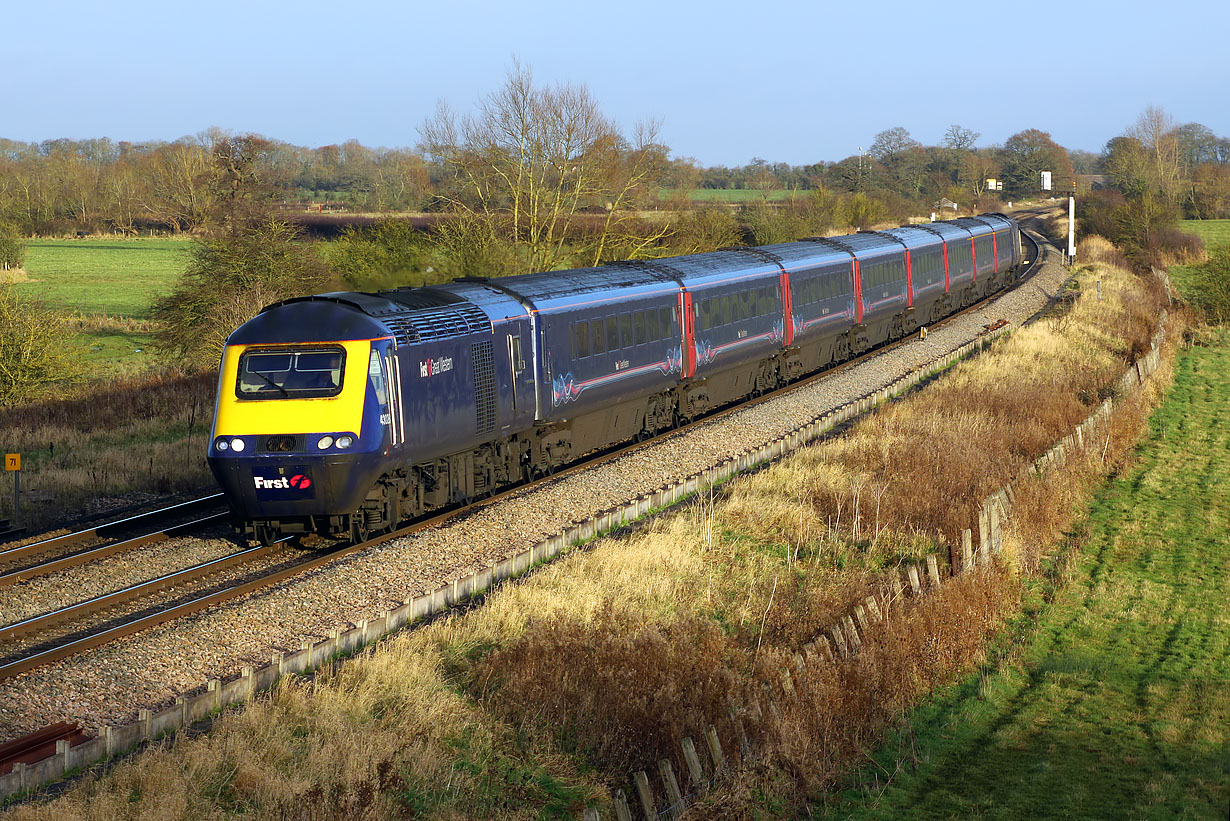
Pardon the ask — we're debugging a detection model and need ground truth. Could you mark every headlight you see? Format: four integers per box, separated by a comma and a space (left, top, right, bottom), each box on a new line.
335, 435, 354, 449
230, 438, 246, 452
216, 439, 229, 452
316, 435, 334, 450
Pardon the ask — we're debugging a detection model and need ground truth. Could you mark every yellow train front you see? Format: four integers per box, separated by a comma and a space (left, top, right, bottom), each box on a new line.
207, 297, 401, 545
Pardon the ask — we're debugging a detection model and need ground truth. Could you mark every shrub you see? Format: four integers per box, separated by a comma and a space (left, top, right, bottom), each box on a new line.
661, 206, 742, 255
1189, 244, 1230, 324
0, 283, 82, 404
0, 221, 26, 270
151, 220, 332, 368
328, 219, 430, 291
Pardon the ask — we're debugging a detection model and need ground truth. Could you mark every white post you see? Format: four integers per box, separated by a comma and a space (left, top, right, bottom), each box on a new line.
1068, 196, 1076, 264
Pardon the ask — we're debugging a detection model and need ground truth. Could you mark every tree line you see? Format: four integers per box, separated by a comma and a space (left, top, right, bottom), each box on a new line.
9, 76, 1229, 241
4, 60, 1230, 404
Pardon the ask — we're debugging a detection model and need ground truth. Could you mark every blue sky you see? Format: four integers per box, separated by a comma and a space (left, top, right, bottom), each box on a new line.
4, 0, 1227, 165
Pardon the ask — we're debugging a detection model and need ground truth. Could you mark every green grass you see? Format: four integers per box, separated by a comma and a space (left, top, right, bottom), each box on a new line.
1180, 218, 1230, 248
12, 237, 190, 377
1173, 221, 1230, 300
18, 237, 190, 318
658, 187, 795, 202
827, 332, 1230, 819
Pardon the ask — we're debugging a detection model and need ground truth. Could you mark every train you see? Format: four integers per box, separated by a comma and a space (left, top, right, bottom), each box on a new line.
207, 213, 1024, 545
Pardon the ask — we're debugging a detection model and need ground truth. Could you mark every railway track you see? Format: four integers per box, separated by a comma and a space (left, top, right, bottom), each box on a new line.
0, 232, 1043, 683
0, 494, 226, 570
0, 722, 89, 778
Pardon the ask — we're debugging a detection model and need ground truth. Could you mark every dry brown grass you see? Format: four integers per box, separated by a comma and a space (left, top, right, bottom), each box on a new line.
0, 370, 216, 530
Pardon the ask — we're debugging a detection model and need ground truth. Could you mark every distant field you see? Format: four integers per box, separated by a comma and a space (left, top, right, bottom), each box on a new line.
19, 237, 190, 318
658, 187, 794, 202
1179, 218, 1230, 247
15, 238, 191, 376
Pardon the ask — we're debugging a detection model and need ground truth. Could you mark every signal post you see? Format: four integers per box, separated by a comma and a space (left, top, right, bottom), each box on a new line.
4, 453, 19, 530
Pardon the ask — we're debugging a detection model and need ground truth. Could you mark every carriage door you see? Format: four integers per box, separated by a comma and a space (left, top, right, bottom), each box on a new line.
372, 339, 403, 449
507, 330, 530, 419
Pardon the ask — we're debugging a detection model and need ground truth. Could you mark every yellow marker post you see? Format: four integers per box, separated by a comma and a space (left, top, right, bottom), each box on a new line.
4, 453, 20, 529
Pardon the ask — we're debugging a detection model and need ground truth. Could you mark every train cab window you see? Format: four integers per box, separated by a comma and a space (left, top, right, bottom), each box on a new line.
368, 350, 388, 406
605, 316, 619, 351
634, 311, 646, 345
620, 313, 633, 348
575, 321, 591, 358
648, 308, 661, 342
591, 321, 606, 356
236, 347, 345, 400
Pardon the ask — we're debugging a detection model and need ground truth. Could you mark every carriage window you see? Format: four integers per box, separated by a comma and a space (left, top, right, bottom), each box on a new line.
237, 347, 345, 400
648, 308, 661, 342
721, 296, 732, 326
605, 316, 619, 351
620, 313, 633, 348
591, 320, 606, 355
661, 307, 673, 336
575, 321, 590, 358
634, 311, 646, 345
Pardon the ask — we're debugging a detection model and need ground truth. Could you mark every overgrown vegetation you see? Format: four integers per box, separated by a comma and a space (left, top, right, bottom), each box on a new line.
0, 284, 82, 405
0, 370, 214, 528
0, 241, 1172, 818
1078, 107, 1230, 269
150, 136, 332, 368
0, 222, 24, 270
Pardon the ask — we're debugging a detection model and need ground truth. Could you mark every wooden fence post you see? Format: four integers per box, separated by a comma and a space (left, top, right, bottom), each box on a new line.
705, 725, 725, 773
634, 771, 656, 820
681, 737, 707, 794
613, 789, 633, 821
658, 759, 684, 818
907, 564, 922, 596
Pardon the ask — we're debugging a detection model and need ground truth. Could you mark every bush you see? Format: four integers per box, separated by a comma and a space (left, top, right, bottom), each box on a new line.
328, 219, 430, 291
152, 220, 332, 368
1190, 244, 1230, 324
662, 206, 743, 254
0, 283, 81, 404
0, 222, 26, 270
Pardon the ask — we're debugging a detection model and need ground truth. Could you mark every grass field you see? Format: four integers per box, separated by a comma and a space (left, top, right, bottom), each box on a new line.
1180, 218, 1230, 248
14, 238, 190, 376
658, 187, 795, 202
828, 331, 1230, 818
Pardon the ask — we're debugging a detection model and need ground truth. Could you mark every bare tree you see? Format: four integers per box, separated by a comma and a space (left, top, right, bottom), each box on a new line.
958, 151, 1001, 202
421, 60, 668, 274
869, 127, 920, 164
141, 140, 210, 232
943, 125, 980, 151
1128, 106, 1183, 203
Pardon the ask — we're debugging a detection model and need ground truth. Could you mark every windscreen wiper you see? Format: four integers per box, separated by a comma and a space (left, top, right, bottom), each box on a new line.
254, 371, 290, 397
